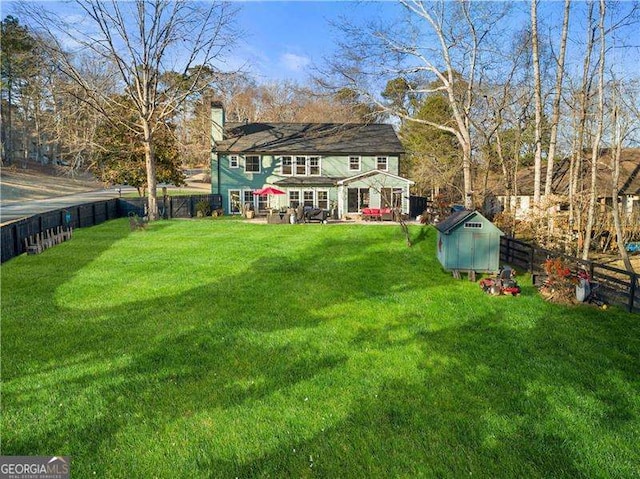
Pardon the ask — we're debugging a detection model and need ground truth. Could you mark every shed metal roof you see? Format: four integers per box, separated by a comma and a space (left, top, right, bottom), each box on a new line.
435, 210, 504, 235
435, 210, 478, 234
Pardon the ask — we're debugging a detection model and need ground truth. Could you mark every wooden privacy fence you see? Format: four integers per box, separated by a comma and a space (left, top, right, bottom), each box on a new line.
501, 237, 639, 313
117, 194, 222, 219
1, 194, 222, 264
409, 196, 431, 219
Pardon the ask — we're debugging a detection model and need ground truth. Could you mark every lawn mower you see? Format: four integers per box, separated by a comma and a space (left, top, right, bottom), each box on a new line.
480, 266, 521, 296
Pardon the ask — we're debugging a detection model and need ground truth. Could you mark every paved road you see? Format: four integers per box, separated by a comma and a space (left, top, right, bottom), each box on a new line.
0, 181, 212, 224
0, 187, 136, 224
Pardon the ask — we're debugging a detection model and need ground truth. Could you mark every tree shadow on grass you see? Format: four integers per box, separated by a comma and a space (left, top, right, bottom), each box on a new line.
5, 222, 637, 478
2, 224, 451, 475
410, 225, 434, 247
200, 308, 639, 479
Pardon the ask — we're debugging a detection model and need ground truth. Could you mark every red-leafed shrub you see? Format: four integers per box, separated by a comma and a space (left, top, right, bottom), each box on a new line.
539, 257, 578, 304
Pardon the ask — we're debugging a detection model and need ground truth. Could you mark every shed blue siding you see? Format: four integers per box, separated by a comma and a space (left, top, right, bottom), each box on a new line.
436, 211, 503, 273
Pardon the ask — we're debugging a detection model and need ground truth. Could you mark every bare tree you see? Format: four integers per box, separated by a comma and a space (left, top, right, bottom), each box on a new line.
582, 0, 607, 260
19, 0, 238, 219
530, 0, 544, 206
544, 0, 571, 197
610, 93, 635, 272
321, 1, 509, 209
569, 2, 596, 251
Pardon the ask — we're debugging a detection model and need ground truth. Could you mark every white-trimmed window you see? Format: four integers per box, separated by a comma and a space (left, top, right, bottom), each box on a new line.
257, 195, 268, 212
289, 190, 300, 208
376, 156, 388, 171
295, 156, 307, 176
245, 155, 261, 173
282, 156, 293, 175
303, 190, 314, 207
243, 190, 255, 208
229, 189, 241, 214
317, 190, 329, 209
349, 156, 361, 171
309, 156, 321, 176
229, 155, 239, 168
347, 187, 369, 212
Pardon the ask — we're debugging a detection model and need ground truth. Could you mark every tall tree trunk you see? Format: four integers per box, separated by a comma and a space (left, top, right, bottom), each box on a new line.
582, 0, 606, 260
142, 119, 158, 220
611, 103, 635, 272
544, 0, 571, 196
495, 130, 512, 216
5, 76, 14, 165
531, 0, 544, 206
462, 135, 473, 209
570, 3, 595, 255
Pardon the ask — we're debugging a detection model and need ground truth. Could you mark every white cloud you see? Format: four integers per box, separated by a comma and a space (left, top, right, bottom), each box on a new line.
280, 53, 311, 72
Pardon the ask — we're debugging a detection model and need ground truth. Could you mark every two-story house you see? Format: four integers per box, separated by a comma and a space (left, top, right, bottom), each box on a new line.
210, 102, 413, 217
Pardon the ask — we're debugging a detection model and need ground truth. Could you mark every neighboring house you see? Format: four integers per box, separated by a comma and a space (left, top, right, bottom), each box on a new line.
487, 149, 640, 220
209, 102, 413, 217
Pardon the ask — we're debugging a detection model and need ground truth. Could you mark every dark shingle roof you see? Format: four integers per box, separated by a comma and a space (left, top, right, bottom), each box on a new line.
215, 123, 404, 155
486, 148, 640, 197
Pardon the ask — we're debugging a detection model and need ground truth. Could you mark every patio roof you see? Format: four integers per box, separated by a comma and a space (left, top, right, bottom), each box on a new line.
273, 177, 343, 187
337, 169, 415, 185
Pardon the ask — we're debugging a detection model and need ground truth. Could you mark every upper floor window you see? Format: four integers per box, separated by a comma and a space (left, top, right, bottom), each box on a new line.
376, 156, 388, 171
229, 155, 239, 168
349, 156, 361, 171
245, 155, 261, 173
309, 157, 320, 176
282, 156, 293, 175
295, 156, 307, 176
281, 155, 321, 176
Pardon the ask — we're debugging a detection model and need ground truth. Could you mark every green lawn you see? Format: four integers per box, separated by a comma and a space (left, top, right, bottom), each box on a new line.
1, 219, 639, 478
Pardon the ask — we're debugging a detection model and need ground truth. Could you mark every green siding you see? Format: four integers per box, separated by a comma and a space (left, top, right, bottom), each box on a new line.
212, 153, 406, 214
215, 153, 400, 188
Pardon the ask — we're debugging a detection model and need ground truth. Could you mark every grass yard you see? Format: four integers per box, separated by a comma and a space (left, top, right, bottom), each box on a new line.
1, 219, 639, 478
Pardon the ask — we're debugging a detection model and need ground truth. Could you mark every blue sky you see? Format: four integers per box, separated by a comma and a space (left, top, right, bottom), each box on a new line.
2, 0, 401, 84
229, 1, 399, 83
3, 1, 638, 84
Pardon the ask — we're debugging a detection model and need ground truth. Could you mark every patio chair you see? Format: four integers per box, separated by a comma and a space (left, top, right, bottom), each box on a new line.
295, 204, 305, 223
362, 208, 381, 221
380, 208, 395, 221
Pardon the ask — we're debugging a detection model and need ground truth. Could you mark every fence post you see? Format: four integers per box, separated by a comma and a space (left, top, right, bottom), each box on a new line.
529, 244, 535, 273
12, 224, 19, 257
630, 273, 637, 313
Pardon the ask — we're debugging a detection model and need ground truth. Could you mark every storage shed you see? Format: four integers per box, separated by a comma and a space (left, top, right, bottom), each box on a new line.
435, 210, 504, 273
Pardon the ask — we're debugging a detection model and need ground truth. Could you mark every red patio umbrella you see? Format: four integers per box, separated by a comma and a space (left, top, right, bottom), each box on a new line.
254, 186, 285, 196
253, 186, 286, 210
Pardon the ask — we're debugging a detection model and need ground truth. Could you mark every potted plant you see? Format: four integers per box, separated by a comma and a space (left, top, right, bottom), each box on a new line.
195, 200, 211, 218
